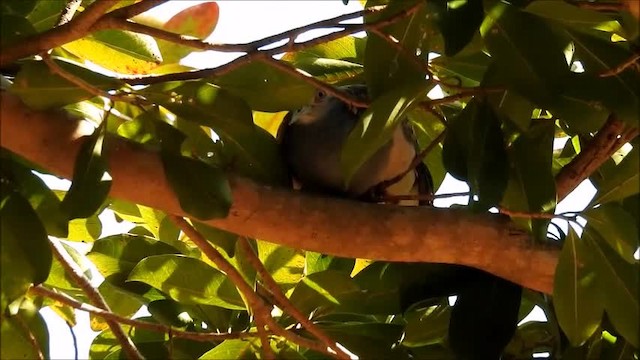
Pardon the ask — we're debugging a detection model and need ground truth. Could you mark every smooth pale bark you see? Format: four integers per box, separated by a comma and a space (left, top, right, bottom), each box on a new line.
0, 91, 559, 293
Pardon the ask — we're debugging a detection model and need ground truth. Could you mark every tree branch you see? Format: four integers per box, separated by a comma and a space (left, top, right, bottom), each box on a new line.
48, 238, 144, 360
0, 90, 559, 294
555, 115, 637, 199
29, 286, 256, 342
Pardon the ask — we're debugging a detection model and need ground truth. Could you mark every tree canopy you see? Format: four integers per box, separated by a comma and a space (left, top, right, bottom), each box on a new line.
0, 0, 638, 359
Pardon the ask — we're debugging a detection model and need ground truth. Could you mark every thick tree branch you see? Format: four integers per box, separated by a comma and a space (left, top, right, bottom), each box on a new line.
0, 91, 558, 294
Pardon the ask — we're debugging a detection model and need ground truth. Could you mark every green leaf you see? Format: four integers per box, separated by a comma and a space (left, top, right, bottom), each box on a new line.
481, 3, 570, 107
161, 153, 231, 220
403, 301, 451, 347
305, 252, 355, 275
525, 1, 623, 34
1, 189, 52, 310
583, 203, 638, 263
1, 0, 37, 16
314, 322, 406, 359
90, 318, 169, 359
128, 254, 245, 310
288, 270, 361, 316
145, 2, 220, 63
67, 215, 102, 242
341, 79, 429, 187
442, 98, 509, 210
9, 58, 123, 109
257, 242, 305, 291
91, 281, 143, 331
501, 122, 556, 239
60, 121, 111, 219
62, 30, 163, 75
200, 339, 258, 360
364, 0, 429, 97
145, 81, 288, 185
584, 231, 639, 347
192, 222, 237, 257
449, 276, 522, 359
214, 61, 316, 112
87, 234, 182, 277
592, 145, 639, 204
45, 241, 91, 290
26, 0, 66, 32
0, 307, 50, 359
0, 14, 36, 47
430, 52, 491, 87
429, 0, 485, 56
1, 154, 68, 237
554, 229, 603, 346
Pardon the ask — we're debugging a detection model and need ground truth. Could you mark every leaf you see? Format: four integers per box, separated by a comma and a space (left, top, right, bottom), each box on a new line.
583, 203, 638, 263
429, 0, 485, 56
258, 242, 305, 291
430, 52, 491, 87
481, 2, 570, 107
282, 37, 364, 83
214, 61, 316, 112
364, 0, 429, 97
145, 81, 288, 185
403, 302, 451, 347
1, 0, 37, 16
449, 275, 522, 360
288, 270, 361, 316
155, 2, 220, 63
0, 14, 36, 47
9, 58, 122, 109
314, 322, 406, 359
60, 121, 111, 219
341, 79, 429, 187
192, 222, 237, 257
1, 153, 68, 237
501, 122, 556, 240
525, 1, 624, 35
91, 281, 142, 331
200, 339, 258, 360
128, 254, 245, 310
0, 307, 50, 359
442, 98, 509, 210
592, 145, 639, 204
161, 153, 232, 220
26, 0, 66, 32
90, 318, 169, 359
553, 229, 603, 347
62, 30, 163, 75
87, 234, 182, 277
45, 241, 91, 290
0, 189, 52, 310
584, 231, 639, 347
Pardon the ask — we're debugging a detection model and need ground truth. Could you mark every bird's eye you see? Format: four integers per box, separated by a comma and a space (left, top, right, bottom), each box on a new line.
314, 90, 326, 102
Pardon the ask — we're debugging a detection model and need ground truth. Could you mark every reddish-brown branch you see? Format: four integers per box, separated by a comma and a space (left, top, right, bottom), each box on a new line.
169, 216, 349, 359
0, 91, 558, 294
12, 314, 44, 360
48, 239, 143, 360
0, 0, 115, 67
238, 238, 344, 354
554, 115, 637, 200
599, 53, 640, 77
30, 285, 257, 342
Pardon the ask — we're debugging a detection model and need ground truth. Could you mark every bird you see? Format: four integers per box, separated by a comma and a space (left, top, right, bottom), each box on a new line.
277, 84, 433, 204
278, 85, 521, 360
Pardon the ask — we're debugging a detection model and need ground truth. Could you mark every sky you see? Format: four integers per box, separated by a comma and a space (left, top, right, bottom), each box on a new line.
41, 1, 597, 359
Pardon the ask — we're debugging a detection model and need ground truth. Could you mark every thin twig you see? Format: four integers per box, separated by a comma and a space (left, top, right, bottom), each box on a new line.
120, 2, 423, 86
57, 0, 83, 26
30, 286, 257, 342
238, 238, 346, 356
426, 87, 504, 106
569, 1, 625, 12
255, 318, 276, 360
48, 239, 144, 360
378, 130, 446, 192
107, 0, 169, 19
13, 314, 44, 360
260, 56, 369, 108
554, 115, 632, 200
368, 27, 430, 74
168, 216, 349, 359
599, 53, 640, 77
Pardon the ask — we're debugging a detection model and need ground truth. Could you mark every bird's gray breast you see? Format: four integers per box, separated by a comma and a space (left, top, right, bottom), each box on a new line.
282, 97, 415, 196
